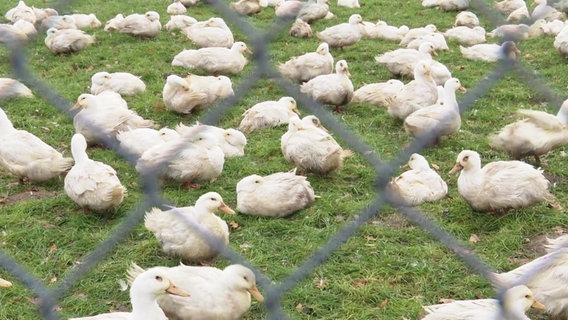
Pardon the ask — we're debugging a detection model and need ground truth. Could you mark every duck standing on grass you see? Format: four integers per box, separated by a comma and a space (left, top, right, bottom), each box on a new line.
489, 100, 568, 165
449, 149, 562, 213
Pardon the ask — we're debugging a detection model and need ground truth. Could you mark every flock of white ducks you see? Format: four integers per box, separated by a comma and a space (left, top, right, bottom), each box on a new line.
2, 0, 568, 318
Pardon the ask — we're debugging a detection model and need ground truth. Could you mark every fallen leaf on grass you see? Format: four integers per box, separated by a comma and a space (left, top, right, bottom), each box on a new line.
378, 299, 389, 309
50, 276, 57, 283
469, 234, 480, 243
352, 279, 369, 287
229, 220, 240, 230
48, 244, 57, 255
295, 303, 314, 314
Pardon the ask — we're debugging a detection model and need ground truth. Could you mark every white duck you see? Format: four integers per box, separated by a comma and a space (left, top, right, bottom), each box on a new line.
274, 0, 305, 17
421, 285, 545, 320
116, 127, 180, 158
406, 33, 449, 51
297, 0, 329, 23
144, 192, 235, 263
337, 0, 360, 8
171, 41, 251, 75
375, 42, 437, 79
104, 14, 124, 31
230, 0, 263, 15
404, 77, 466, 145
72, 93, 155, 145
554, 25, 568, 56
136, 129, 225, 187
443, 26, 486, 46
281, 116, 352, 175
507, 3, 530, 22
164, 15, 197, 31
352, 79, 404, 107
64, 133, 126, 212
289, 18, 313, 38
494, 0, 526, 15
436, 0, 470, 11
162, 74, 209, 114
127, 263, 263, 320
236, 168, 317, 217
489, 101, 568, 165
5, 1, 36, 24
460, 41, 521, 62
41, 15, 77, 30
90, 71, 146, 96
545, 234, 568, 252
12, 19, 37, 37
386, 61, 438, 120
449, 149, 561, 213
44, 27, 95, 54
491, 247, 568, 319
532, 0, 564, 20
182, 17, 234, 48
185, 73, 234, 106
372, 21, 409, 41
300, 59, 353, 112
70, 267, 189, 320
278, 42, 334, 83
454, 11, 480, 27
238, 96, 300, 133
113, 11, 161, 38
168, 0, 188, 15
0, 278, 12, 288
387, 153, 448, 206
316, 14, 364, 49
176, 122, 247, 157
69, 13, 102, 29
400, 24, 437, 46
0, 108, 73, 182
0, 78, 33, 100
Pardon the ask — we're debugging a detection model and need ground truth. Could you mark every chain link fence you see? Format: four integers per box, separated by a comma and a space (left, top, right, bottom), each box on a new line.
0, 0, 566, 318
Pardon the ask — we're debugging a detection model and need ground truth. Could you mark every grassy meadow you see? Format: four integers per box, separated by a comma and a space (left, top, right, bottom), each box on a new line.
0, 0, 567, 319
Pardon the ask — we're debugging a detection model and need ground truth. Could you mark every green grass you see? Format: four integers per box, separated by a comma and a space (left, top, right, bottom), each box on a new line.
0, 0, 566, 319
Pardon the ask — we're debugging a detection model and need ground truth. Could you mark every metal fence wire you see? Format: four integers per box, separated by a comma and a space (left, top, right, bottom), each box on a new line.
0, 0, 567, 318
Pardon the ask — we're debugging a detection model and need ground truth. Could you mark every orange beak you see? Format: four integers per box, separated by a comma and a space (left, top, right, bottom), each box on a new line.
449, 163, 463, 174
218, 203, 235, 214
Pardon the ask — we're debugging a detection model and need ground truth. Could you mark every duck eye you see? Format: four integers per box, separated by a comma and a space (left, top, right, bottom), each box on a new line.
155, 275, 163, 281
525, 294, 530, 298
211, 197, 216, 201
462, 155, 469, 162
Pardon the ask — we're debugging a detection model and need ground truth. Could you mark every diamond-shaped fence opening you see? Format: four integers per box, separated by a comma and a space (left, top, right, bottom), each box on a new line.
0, 0, 567, 319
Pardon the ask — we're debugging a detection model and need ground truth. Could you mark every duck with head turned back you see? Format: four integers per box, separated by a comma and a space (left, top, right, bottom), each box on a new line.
300, 59, 353, 113
113, 11, 161, 38
449, 149, 562, 213
238, 96, 300, 133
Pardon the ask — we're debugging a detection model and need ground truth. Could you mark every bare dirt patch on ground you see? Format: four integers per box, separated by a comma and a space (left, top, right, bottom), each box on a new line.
0, 189, 59, 206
